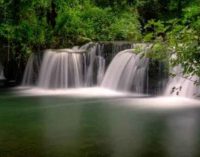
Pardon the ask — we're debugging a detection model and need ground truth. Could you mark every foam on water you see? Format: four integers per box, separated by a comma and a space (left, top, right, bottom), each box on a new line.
17, 87, 129, 97
118, 97, 200, 110
15, 86, 200, 111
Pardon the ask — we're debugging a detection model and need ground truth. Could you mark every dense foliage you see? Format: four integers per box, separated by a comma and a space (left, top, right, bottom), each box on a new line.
0, 0, 200, 77
0, 0, 140, 54
144, 0, 200, 77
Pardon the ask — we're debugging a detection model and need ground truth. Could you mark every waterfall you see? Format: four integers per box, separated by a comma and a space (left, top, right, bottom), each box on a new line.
0, 63, 5, 80
22, 54, 34, 85
164, 65, 199, 97
22, 42, 106, 89
38, 49, 85, 88
101, 49, 149, 93
84, 44, 100, 86
83, 43, 106, 86
21, 42, 200, 97
97, 56, 105, 85
22, 53, 42, 86
22, 42, 168, 95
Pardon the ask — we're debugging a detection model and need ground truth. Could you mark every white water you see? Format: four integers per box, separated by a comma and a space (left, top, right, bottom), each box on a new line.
17, 87, 129, 98
38, 49, 84, 88
22, 54, 41, 85
22, 43, 151, 94
22, 43, 106, 88
21, 42, 200, 98
83, 43, 105, 86
97, 56, 105, 85
101, 49, 149, 93
165, 65, 199, 97
22, 54, 34, 85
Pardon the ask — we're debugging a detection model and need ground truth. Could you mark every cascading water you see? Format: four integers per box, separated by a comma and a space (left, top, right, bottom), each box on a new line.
0, 63, 5, 80
101, 49, 149, 93
38, 49, 85, 88
83, 43, 106, 86
22, 53, 41, 86
84, 43, 100, 86
22, 42, 168, 96
38, 50, 83, 88
164, 65, 199, 97
97, 56, 105, 85
22, 42, 106, 88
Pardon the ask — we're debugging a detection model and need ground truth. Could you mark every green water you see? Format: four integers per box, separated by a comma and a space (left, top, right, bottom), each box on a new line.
0, 90, 200, 157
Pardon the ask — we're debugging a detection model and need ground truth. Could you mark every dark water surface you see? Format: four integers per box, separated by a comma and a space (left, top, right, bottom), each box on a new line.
0, 89, 200, 157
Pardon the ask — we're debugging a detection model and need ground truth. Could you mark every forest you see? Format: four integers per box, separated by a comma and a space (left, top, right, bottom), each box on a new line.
0, 0, 200, 78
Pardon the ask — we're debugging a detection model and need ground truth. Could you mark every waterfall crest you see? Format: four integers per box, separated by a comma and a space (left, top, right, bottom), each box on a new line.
38, 49, 84, 88
22, 43, 106, 88
101, 49, 149, 93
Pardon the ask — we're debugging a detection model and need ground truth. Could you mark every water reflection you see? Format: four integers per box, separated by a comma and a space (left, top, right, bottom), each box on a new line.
41, 98, 82, 156
79, 103, 111, 156
0, 95, 200, 157
165, 112, 199, 157
108, 108, 167, 157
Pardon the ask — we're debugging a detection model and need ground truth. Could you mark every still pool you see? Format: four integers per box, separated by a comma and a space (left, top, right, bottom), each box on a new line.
0, 88, 200, 157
